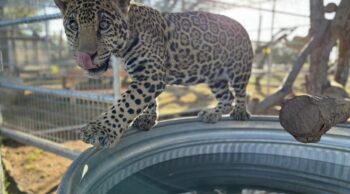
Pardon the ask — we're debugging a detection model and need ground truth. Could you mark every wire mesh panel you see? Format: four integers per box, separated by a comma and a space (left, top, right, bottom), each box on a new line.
0, 82, 113, 143
0, 0, 120, 145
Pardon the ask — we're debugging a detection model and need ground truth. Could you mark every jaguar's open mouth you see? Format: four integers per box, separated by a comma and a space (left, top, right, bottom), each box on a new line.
87, 59, 110, 74
75, 52, 110, 75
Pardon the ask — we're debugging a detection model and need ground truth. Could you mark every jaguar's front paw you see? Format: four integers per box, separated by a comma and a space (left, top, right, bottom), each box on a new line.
132, 113, 158, 131
80, 122, 99, 146
80, 122, 119, 148
198, 109, 222, 123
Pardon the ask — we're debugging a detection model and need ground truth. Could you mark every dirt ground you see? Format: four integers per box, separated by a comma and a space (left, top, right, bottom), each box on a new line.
1, 139, 91, 194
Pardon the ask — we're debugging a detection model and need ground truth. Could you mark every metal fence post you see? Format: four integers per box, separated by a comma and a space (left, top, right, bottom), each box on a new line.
0, 154, 3, 194
111, 56, 122, 103
0, 51, 3, 72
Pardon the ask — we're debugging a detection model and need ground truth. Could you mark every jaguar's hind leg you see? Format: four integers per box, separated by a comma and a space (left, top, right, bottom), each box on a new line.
198, 80, 234, 123
230, 73, 251, 121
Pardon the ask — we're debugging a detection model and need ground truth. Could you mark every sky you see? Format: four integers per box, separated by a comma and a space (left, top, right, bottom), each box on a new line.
46, 0, 342, 43
219, 0, 341, 42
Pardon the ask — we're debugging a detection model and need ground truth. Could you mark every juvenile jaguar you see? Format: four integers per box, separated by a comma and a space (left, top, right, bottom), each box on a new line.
54, 0, 254, 148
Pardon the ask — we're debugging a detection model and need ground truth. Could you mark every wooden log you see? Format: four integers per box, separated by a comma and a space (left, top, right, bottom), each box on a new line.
279, 95, 350, 143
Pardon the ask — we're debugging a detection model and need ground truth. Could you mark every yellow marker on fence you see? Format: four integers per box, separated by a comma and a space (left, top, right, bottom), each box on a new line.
262, 47, 272, 55
51, 64, 59, 75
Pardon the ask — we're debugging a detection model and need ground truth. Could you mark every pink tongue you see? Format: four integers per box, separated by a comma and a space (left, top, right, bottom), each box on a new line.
75, 52, 97, 69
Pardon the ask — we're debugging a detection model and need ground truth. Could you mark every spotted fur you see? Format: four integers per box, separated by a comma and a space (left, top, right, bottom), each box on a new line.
54, 0, 254, 148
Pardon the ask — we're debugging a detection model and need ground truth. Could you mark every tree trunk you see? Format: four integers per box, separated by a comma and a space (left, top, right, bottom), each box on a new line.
280, 95, 350, 143
307, 0, 334, 95
333, 0, 350, 86
334, 37, 350, 86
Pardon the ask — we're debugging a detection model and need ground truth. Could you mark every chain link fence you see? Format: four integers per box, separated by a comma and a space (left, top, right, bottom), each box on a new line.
0, 0, 312, 153
0, 0, 123, 148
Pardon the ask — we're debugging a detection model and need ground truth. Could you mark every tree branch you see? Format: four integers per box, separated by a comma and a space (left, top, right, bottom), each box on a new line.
255, 20, 331, 113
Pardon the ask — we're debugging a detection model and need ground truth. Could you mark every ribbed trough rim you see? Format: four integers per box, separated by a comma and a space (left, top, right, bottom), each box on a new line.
57, 116, 350, 194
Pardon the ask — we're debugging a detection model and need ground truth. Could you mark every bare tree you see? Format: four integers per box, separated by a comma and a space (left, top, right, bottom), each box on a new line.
306, 0, 335, 95
333, 1, 350, 86
255, 21, 330, 114
255, 0, 350, 113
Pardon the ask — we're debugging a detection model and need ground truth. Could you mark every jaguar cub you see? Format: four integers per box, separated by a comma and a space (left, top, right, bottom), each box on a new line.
54, 0, 254, 148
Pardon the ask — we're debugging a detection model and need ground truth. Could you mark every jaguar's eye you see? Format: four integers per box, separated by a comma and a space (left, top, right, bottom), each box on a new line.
68, 19, 79, 31
99, 20, 110, 31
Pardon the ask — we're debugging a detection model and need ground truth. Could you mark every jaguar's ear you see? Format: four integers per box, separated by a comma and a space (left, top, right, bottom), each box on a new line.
115, 0, 131, 14
54, 0, 68, 14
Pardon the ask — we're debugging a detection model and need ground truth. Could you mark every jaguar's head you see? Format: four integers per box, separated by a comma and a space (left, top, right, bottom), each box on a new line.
54, 0, 131, 77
